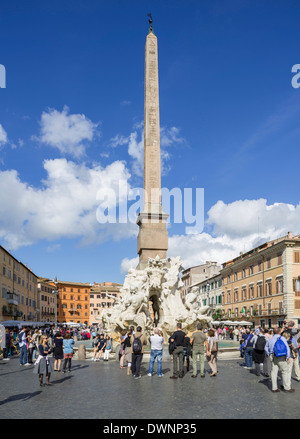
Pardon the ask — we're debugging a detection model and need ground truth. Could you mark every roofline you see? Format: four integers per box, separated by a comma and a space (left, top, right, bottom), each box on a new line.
0, 245, 38, 278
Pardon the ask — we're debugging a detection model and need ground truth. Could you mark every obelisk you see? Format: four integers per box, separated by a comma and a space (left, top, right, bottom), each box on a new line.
137, 15, 168, 269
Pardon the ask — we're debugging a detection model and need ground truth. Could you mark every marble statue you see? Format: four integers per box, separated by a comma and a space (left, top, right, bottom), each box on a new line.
102, 256, 213, 339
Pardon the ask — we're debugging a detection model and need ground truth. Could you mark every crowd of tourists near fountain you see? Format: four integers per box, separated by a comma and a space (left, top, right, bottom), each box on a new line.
1, 319, 300, 392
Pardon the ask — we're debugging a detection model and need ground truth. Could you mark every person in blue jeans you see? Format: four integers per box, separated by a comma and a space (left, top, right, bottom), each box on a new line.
18, 327, 30, 366
148, 328, 164, 377
242, 329, 255, 369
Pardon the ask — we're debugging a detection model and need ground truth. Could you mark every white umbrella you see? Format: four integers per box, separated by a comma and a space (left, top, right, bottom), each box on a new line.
239, 320, 254, 326
65, 322, 80, 326
222, 320, 234, 325
0, 320, 22, 328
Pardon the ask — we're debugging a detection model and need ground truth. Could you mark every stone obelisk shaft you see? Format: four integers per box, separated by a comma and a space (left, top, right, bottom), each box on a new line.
137, 28, 168, 269
143, 31, 161, 212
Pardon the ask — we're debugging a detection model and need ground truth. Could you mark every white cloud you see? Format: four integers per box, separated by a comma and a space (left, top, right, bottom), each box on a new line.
120, 198, 300, 273
120, 100, 131, 106
34, 106, 99, 158
109, 123, 186, 177
207, 198, 300, 238
120, 256, 139, 273
0, 158, 137, 250
0, 124, 8, 146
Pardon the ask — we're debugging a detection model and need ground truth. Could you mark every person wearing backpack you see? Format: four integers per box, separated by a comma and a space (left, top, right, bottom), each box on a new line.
265, 326, 294, 393
130, 326, 147, 379
252, 328, 267, 376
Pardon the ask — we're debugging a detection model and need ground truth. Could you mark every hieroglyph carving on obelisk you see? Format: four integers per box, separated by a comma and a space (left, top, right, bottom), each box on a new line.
136, 19, 168, 269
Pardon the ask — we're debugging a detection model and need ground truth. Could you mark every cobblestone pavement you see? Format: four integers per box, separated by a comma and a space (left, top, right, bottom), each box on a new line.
0, 355, 299, 419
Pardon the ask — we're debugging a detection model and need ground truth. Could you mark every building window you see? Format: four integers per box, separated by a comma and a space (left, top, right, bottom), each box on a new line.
242, 288, 246, 300
277, 253, 283, 265
266, 282, 272, 296
294, 252, 300, 263
249, 286, 254, 299
266, 258, 271, 269
242, 268, 246, 278
249, 265, 253, 275
234, 272, 238, 281
294, 279, 300, 292
257, 284, 263, 298
234, 289, 239, 302
276, 279, 283, 294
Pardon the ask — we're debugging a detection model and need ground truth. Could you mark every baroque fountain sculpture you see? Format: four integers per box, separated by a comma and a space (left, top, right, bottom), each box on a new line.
102, 256, 213, 339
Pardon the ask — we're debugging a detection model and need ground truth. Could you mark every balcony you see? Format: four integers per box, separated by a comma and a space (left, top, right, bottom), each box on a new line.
2, 306, 23, 318
6, 292, 19, 306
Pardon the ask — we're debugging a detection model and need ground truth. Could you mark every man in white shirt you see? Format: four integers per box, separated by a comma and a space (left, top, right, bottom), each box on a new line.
148, 328, 164, 377
18, 327, 30, 366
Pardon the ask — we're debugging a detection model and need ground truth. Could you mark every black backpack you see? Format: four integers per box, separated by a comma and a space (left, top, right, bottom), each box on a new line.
255, 335, 266, 351
132, 335, 142, 353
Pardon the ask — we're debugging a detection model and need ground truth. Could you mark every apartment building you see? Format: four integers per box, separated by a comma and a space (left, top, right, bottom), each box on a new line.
89, 282, 122, 324
181, 262, 220, 299
196, 273, 223, 309
55, 280, 91, 325
215, 232, 300, 328
37, 278, 57, 323
0, 245, 38, 322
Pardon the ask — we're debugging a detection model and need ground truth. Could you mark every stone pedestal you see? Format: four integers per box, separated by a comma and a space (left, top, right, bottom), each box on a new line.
78, 344, 86, 360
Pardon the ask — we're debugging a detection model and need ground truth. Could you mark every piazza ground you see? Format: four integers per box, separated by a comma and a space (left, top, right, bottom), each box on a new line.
0, 355, 300, 419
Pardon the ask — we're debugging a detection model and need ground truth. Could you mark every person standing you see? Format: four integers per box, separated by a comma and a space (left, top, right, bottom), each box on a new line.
190, 323, 207, 378
242, 328, 255, 370
62, 332, 75, 373
148, 328, 164, 377
206, 329, 218, 377
282, 330, 300, 382
262, 328, 272, 377
33, 335, 53, 386
18, 327, 30, 366
119, 330, 127, 369
27, 332, 36, 364
265, 326, 294, 393
130, 326, 147, 379
252, 328, 267, 376
183, 333, 191, 372
92, 334, 100, 361
96, 333, 106, 361
103, 335, 112, 361
169, 323, 186, 379
2, 328, 11, 361
124, 328, 133, 375
53, 331, 64, 371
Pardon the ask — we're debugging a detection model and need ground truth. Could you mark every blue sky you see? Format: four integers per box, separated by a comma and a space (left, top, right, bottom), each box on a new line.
0, 0, 300, 284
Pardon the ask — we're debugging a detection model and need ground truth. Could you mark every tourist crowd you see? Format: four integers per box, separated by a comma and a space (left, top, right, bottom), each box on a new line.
1, 319, 300, 392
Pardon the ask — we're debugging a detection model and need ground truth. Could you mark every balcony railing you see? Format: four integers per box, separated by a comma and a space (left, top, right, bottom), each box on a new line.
6, 293, 19, 306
